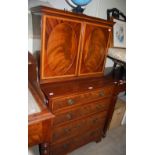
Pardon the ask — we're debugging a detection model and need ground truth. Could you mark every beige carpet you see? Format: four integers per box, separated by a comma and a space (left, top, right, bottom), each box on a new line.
29, 125, 126, 155
69, 125, 126, 155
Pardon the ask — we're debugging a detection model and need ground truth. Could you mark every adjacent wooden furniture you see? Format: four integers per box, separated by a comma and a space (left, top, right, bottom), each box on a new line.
30, 6, 126, 155
28, 52, 54, 155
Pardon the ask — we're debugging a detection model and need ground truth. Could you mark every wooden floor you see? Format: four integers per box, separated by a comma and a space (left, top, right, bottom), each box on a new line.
29, 125, 126, 155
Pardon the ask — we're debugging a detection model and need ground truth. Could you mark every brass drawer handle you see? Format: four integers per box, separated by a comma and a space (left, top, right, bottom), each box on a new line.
99, 92, 104, 97
76, 124, 81, 128
67, 99, 75, 105
53, 133, 57, 138
64, 128, 70, 133
96, 104, 102, 109
63, 143, 68, 149
66, 113, 72, 120
90, 131, 96, 136
92, 118, 98, 124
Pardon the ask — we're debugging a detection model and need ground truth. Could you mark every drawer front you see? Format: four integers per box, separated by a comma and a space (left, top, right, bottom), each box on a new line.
51, 85, 114, 112
51, 129, 102, 155
52, 111, 107, 143
53, 97, 111, 126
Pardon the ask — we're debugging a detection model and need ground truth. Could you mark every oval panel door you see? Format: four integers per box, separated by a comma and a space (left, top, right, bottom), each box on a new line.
41, 16, 81, 81
79, 24, 111, 76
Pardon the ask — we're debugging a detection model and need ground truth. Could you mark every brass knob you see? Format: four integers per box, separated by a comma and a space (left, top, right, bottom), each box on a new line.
67, 99, 75, 105
88, 86, 93, 90
49, 92, 54, 96
66, 113, 72, 120
99, 92, 104, 97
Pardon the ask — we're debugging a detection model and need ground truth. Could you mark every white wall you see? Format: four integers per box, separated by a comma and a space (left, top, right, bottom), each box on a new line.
28, 0, 126, 67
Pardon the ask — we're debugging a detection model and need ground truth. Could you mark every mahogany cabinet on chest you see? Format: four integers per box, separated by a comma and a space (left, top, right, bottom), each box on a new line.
31, 6, 125, 155
31, 6, 113, 83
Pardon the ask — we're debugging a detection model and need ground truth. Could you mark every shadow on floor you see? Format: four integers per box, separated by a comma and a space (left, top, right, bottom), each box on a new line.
69, 125, 126, 155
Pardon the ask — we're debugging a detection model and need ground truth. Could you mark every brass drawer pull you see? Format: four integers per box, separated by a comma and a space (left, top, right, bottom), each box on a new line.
76, 124, 81, 128
53, 133, 57, 138
99, 92, 104, 97
63, 143, 68, 149
66, 113, 72, 120
64, 128, 70, 133
96, 104, 102, 109
90, 131, 96, 136
92, 118, 98, 124
67, 99, 75, 105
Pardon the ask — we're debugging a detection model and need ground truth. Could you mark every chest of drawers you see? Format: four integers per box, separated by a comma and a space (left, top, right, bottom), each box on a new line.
40, 77, 120, 155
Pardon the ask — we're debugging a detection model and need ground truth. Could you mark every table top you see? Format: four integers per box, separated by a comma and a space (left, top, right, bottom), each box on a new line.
28, 89, 41, 115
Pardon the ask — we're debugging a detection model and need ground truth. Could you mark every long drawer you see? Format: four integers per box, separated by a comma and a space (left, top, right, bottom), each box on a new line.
50, 85, 114, 113
52, 111, 107, 143
50, 128, 102, 155
53, 97, 111, 126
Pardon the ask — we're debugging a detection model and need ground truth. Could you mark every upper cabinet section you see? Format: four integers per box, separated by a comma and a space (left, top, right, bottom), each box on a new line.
41, 15, 82, 80
79, 23, 111, 76
31, 6, 113, 83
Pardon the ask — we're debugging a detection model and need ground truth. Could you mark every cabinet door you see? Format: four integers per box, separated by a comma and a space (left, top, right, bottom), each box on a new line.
40, 15, 82, 81
79, 23, 112, 76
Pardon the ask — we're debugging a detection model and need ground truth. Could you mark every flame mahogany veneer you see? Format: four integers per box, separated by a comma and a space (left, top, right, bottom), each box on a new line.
31, 6, 114, 84
30, 6, 126, 155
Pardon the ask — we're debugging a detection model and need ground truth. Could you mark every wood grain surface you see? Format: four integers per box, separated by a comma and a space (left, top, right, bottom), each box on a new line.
42, 16, 81, 79
79, 24, 110, 75
30, 6, 126, 155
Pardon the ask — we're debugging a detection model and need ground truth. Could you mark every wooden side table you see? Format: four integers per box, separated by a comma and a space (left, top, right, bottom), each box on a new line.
28, 52, 54, 155
28, 81, 54, 155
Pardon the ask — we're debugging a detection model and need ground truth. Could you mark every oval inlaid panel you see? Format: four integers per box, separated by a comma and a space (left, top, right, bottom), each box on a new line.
84, 28, 106, 72
45, 23, 77, 76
